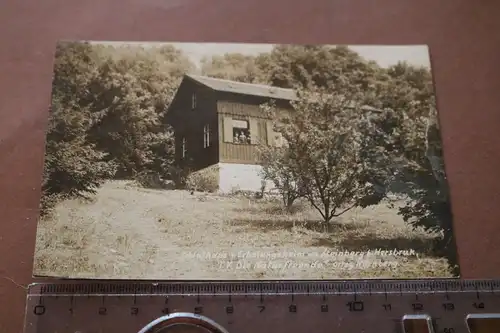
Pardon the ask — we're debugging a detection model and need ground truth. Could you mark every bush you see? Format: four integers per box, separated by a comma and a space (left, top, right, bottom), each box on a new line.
134, 171, 167, 189
167, 166, 190, 189
39, 192, 63, 219
258, 145, 304, 210
185, 168, 219, 193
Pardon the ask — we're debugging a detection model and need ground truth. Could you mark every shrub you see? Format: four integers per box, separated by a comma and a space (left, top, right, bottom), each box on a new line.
39, 192, 63, 219
134, 171, 167, 189
185, 168, 219, 193
167, 166, 191, 189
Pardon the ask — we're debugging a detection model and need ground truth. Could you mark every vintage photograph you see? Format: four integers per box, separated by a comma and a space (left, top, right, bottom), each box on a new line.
33, 41, 459, 279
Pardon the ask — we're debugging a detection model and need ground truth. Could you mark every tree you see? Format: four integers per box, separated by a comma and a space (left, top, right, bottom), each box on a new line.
41, 42, 197, 214
258, 144, 305, 210
261, 87, 390, 224
86, 44, 195, 179
367, 62, 457, 273
40, 42, 116, 216
200, 53, 267, 83
387, 99, 456, 272
204, 45, 456, 270
42, 97, 116, 199
51, 41, 102, 107
262, 45, 384, 92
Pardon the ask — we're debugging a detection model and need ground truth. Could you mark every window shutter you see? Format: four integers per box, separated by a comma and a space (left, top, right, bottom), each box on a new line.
223, 116, 233, 143
249, 118, 259, 144
266, 121, 275, 146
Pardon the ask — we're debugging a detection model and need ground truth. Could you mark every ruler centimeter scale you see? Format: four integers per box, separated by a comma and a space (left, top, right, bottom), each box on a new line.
24, 279, 500, 333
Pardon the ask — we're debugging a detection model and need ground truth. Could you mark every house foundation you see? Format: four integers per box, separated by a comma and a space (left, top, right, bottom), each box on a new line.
190, 163, 275, 194
219, 163, 273, 193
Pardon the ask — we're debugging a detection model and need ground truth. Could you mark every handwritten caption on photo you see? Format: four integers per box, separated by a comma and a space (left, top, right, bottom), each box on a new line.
182, 249, 416, 271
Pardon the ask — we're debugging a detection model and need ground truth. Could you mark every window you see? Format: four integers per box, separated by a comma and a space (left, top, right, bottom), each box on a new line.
203, 124, 210, 148
223, 116, 258, 144
191, 93, 196, 110
181, 137, 187, 158
232, 119, 251, 144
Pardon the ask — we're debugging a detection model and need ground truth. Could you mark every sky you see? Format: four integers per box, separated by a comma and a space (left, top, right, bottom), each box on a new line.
92, 41, 431, 69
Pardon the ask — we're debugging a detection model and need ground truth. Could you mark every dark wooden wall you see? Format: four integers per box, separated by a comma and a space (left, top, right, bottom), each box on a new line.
166, 79, 219, 171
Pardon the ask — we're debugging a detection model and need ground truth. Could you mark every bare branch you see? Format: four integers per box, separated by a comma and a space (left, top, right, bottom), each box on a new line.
332, 203, 357, 217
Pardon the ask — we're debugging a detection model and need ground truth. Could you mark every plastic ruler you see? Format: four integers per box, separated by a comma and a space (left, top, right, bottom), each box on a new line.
23, 279, 500, 333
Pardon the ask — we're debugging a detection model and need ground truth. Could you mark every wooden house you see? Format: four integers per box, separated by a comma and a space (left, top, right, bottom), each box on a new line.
165, 74, 381, 193
165, 74, 294, 193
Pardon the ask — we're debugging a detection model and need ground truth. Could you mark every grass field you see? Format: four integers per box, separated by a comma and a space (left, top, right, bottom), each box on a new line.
33, 180, 455, 279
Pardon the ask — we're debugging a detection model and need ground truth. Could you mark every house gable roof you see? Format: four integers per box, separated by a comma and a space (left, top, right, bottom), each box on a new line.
175, 74, 383, 113
185, 74, 297, 101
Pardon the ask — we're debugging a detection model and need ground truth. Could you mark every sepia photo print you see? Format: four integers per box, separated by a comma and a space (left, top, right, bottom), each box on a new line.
33, 41, 460, 279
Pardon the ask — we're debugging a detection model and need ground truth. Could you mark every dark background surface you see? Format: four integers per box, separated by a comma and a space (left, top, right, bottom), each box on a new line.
1, 0, 500, 331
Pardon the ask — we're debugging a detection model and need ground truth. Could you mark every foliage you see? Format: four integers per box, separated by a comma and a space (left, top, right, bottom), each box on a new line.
250, 45, 454, 270
185, 168, 219, 193
41, 41, 196, 215
262, 45, 384, 92
200, 53, 268, 83
43, 99, 117, 197
134, 170, 170, 189
371, 63, 455, 272
168, 165, 191, 189
390, 102, 456, 272
260, 87, 390, 223
85, 45, 192, 178
258, 145, 304, 210
41, 42, 116, 216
